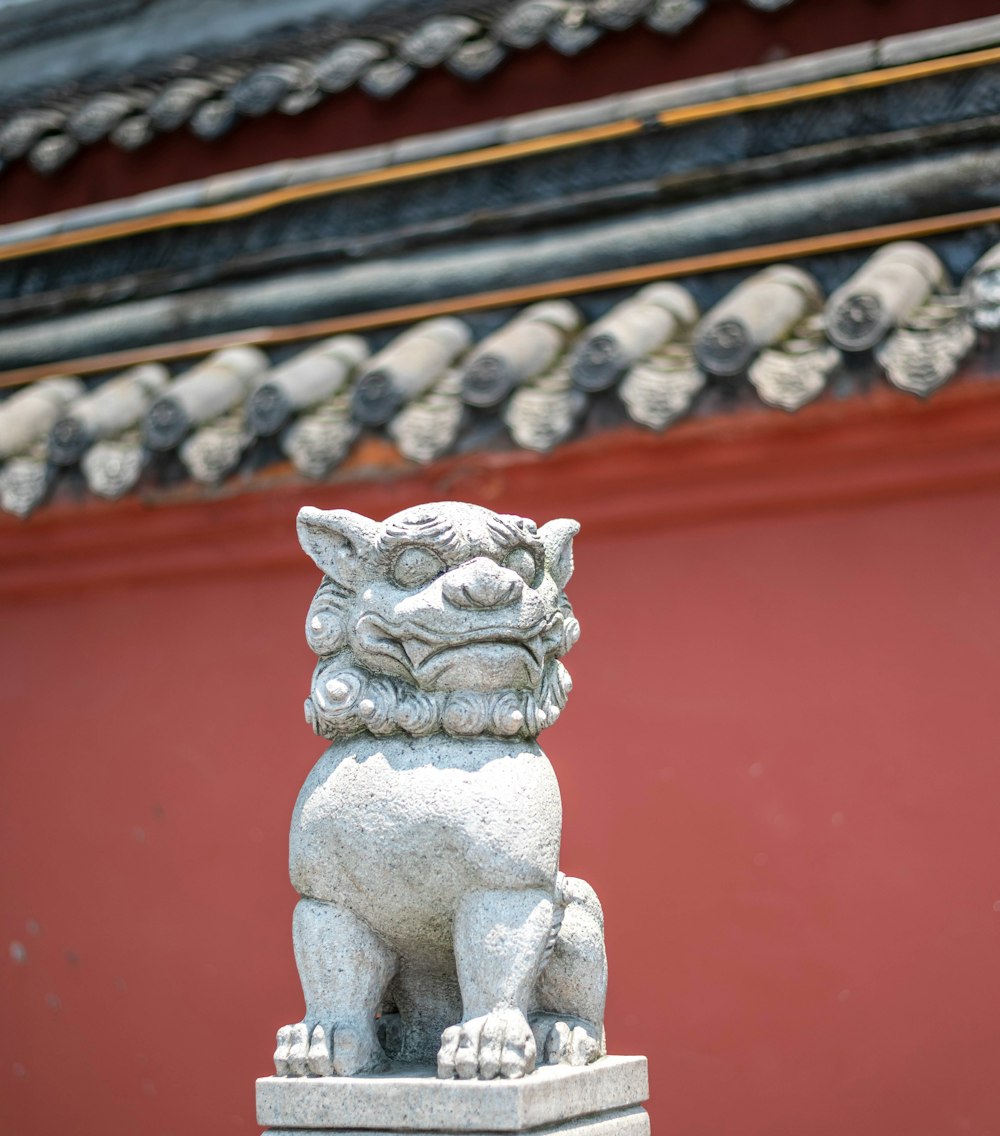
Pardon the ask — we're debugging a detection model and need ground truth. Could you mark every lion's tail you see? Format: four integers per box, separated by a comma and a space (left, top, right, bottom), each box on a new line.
541, 872, 605, 971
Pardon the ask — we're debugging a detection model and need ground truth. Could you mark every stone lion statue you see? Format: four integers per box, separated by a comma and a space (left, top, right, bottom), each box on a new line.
274, 501, 607, 1081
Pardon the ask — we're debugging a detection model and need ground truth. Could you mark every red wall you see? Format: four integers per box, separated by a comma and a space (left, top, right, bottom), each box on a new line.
3, 477, 1000, 1135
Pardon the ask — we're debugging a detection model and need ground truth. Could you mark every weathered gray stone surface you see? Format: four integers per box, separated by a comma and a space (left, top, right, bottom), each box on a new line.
263, 1107, 649, 1136
272, 502, 611, 1083
258, 1056, 648, 1131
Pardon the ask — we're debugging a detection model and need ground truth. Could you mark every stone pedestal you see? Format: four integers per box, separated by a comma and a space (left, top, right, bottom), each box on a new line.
257, 1055, 649, 1136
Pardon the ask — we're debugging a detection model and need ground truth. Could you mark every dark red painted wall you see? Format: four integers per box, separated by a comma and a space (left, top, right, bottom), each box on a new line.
2, 476, 1000, 1136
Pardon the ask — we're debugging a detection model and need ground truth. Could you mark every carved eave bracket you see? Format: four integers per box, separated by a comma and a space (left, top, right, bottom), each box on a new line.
962, 243, 1000, 333
504, 366, 588, 452
281, 393, 360, 479
0, 456, 52, 517
180, 408, 252, 485
388, 370, 468, 464
618, 342, 704, 430
80, 433, 148, 500
877, 297, 975, 398
749, 314, 841, 412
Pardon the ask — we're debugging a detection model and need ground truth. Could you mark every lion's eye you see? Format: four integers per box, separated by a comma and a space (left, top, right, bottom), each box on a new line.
503, 547, 538, 585
391, 546, 446, 588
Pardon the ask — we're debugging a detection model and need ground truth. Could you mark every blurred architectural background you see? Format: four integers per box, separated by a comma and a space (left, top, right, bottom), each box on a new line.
3, 2, 1000, 1134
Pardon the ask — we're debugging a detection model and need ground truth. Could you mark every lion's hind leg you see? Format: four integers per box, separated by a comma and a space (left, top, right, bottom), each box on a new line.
533, 875, 608, 1066
275, 898, 397, 1076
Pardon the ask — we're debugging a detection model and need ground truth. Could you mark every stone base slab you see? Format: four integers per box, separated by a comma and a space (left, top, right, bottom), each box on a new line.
257, 1055, 648, 1133
262, 1105, 650, 1136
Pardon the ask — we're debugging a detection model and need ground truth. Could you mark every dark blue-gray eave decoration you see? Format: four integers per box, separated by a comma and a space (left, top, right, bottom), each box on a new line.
1, 0, 794, 175
2, 4, 999, 181
2, 13, 1000, 331
1, 235, 999, 518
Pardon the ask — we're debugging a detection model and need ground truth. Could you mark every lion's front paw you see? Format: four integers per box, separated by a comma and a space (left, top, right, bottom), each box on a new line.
275, 1023, 311, 1076
542, 1020, 600, 1067
274, 1021, 386, 1077
437, 1009, 537, 1080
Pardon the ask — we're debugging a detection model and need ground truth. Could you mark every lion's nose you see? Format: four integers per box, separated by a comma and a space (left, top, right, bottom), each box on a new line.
442, 559, 523, 610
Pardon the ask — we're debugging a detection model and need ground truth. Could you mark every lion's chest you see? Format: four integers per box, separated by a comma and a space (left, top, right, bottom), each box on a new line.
289, 735, 562, 942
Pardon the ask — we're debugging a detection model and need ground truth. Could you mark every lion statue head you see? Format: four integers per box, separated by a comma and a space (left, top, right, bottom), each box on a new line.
297, 502, 581, 740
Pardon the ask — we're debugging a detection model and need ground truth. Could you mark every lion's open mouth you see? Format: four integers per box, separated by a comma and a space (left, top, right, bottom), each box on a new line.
400, 627, 546, 671
357, 613, 557, 691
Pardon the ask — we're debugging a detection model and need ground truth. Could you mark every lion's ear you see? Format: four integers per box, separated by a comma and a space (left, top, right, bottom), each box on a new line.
297, 507, 378, 586
539, 518, 580, 589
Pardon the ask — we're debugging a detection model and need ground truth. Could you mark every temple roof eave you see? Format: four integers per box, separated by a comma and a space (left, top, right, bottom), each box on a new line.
1, 234, 998, 518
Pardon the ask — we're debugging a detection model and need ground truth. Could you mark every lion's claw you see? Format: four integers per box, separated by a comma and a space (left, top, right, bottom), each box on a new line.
274, 1020, 386, 1077
543, 1020, 600, 1067
307, 1024, 333, 1076
437, 1010, 536, 1080
274, 1023, 311, 1076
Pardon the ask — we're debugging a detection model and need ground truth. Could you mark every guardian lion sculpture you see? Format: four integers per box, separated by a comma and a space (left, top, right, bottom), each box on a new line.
274, 502, 607, 1081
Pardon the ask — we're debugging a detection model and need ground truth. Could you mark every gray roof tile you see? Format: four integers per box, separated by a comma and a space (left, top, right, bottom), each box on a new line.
570, 283, 699, 392
0, 0, 915, 179
444, 37, 506, 81
825, 242, 947, 352
0, 375, 83, 461
388, 120, 504, 165
147, 78, 216, 131
247, 336, 368, 436
693, 265, 822, 377
27, 131, 78, 174
643, 0, 706, 36
618, 344, 704, 429
109, 112, 156, 151
399, 16, 480, 68
500, 96, 630, 143
878, 14, 1000, 68
737, 42, 877, 94
67, 90, 139, 143
358, 57, 419, 99
1, 7, 992, 246
619, 70, 739, 119
48, 363, 168, 465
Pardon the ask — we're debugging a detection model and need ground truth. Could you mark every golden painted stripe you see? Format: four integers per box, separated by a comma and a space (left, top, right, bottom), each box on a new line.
0, 120, 644, 262
655, 44, 1000, 126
